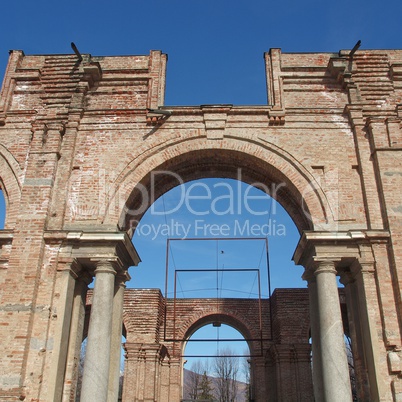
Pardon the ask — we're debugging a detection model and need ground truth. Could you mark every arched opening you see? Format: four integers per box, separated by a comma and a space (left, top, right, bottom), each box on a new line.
123, 174, 311, 401
129, 178, 303, 290
183, 324, 250, 402
114, 142, 355, 402
116, 145, 330, 234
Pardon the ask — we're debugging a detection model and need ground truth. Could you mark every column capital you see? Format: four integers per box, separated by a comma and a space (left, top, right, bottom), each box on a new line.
94, 259, 118, 276
313, 259, 338, 276
303, 259, 339, 281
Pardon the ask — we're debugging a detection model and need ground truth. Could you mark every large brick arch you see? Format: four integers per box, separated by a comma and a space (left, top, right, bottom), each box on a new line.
105, 136, 330, 233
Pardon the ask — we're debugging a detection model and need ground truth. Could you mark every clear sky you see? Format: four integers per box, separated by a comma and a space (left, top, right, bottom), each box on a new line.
1, 0, 402, 376
1, 0, 402, 105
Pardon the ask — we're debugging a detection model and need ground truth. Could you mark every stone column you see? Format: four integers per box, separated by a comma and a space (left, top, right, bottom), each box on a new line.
303, 270, 324, 400
314, 260, 352, 402
107, 275, 126, 402
352, 260, 384, 400
80, 260, 116, 402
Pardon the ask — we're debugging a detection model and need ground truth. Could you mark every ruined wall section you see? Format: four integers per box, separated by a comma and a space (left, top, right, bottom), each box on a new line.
0, 50, 166, 400
65, 51, 167, 229
270, 288, 310, 343
264, 50, 365, 229
122, 289, 311, 356
123, 288, 165, 344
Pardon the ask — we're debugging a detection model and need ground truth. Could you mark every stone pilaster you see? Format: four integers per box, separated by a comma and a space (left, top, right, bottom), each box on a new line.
62, 273, 92, 402
351, 259, 386, 400
339, 270, 371, 401
121, 342, 142, 401
43, 259, 82, 402
303, 270, 324, 401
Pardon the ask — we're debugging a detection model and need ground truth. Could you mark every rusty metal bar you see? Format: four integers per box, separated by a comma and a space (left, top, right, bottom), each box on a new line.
163, 238, 170, 342
266, 236, 273, 341
184, 354, 263, 358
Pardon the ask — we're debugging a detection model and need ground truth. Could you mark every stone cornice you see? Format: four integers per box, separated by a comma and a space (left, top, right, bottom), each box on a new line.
293, 230, 390, 268
43, 230, 141, 270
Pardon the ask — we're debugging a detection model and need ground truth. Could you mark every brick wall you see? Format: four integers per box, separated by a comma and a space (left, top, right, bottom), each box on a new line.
0, 47, 400, 400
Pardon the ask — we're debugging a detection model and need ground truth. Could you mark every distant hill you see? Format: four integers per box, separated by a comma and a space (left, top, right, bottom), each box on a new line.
182, 368, 249, 402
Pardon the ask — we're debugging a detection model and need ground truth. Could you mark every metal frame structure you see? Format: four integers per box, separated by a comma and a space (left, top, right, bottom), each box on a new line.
163, 237, 273, 357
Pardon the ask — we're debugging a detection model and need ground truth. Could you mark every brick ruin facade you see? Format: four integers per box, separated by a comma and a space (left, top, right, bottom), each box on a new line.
0, 46, 401, 401
117, 288, 314, 401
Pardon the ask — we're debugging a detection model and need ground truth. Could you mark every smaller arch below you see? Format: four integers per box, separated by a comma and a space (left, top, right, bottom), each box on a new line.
171, 298, 272, 358
183, 313, 254, 349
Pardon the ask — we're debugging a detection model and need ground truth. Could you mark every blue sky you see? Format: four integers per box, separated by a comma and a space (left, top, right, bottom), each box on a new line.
131, 179, 301, 372
1, 0, 402, 105
1, 0, 402, 373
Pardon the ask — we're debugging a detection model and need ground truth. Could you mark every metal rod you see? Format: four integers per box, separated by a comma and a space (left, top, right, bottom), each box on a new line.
168, 237, 267, 242
266, 237, 273, 341
163, 238, 170, 342
258, 268, 263, 355
167, 337, 274, 342
349, 40, 361, 58
184, 354, 263, 358
173, 266, 178, 355
175, 268, 259, 272
71, 42, 82, 62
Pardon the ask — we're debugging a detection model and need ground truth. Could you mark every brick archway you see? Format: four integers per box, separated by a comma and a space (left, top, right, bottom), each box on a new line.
121, 289, 313, 401
0, 47, 401, 401
110, 138, 330, 233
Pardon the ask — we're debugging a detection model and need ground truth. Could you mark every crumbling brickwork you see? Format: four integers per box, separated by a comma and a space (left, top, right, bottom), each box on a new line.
0, 46, 401, 401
